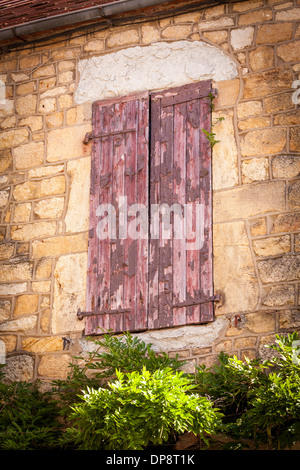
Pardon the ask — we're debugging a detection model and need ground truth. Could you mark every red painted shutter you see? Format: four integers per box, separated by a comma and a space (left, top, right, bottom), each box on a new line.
84, 92, 149, 335
148, 80, 214, 329
82, 81, 214, 335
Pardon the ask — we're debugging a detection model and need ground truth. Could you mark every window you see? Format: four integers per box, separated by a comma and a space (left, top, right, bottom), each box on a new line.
80, 80, 216, 334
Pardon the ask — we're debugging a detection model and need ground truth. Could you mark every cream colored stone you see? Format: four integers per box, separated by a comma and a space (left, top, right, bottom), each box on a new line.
38, 353, 70, 378
238, 116, 270, 131
213, 181, 286, 222
20, 55, 40, 69
212, 111, 239, 190
32, 232, 88, 258
32, 281, 51, 293
58, 60, 75, 72
107, 29, 140, 48
275, 8, 300, 20
0, 315, 37, 333
40, 86, 67, 99
28, 164, 64, 178
23, 337, 63, 353
14, 141, 44, 169
199, 17, 234, 30
11, 221, 56, 240
0, 128, 28, 149
290, 127, 300, 152
203, 30, 227, 44
277, 40, 300, 63
0, 300, 11, 322
0, 335, 17, 353
241, 157, 269, 183
34, 197, 64, 219
0, 243, 14, 260
0, 115, 17, 129
11, 73, 30, 82
16, 81, 36, 95
213, 221, 258, 314
66, 103, 92, 126
0, 149, 12, 172
14, 294, 39, 316
32, 64, 55, 78
0, 283, 27, 295
35, 258, 52, 279
39, 97, 56, 114
45, 112, 64, 128
249, 46, 274, 71
215, 79, 240, 107
253, 235, 291, 257
162, 24, 192, 39
233, 0, 263, 11
65, 158, 90, 233
0, 190, 9, 208
52, 253, 87, 334
240, 128, 286, 157
19, 116, 43, 132
141, 24, 160, 44
13, 203, 31, 223
16, 94, 37, 116
84, 40, 105, 52
246, 312, 275, 333
13, 176, 66, 201
0, 262, 32, 282
47, 125, 91, 162
58, 94, 72, 109
239, 8, 273, 25
230, 27, 254, 50
244, 66, 293, 99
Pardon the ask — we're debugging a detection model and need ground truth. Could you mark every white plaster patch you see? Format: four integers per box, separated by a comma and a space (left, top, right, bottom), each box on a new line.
75, 41, 238, 103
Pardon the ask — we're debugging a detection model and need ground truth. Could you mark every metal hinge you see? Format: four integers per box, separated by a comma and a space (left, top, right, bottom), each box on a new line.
172, 294, 221, 309
77, 307, 131, 320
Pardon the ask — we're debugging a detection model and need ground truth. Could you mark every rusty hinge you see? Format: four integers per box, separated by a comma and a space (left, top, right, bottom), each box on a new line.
172, 294, 221, 309
77, 307, 131, 320
83, 128, 136, 144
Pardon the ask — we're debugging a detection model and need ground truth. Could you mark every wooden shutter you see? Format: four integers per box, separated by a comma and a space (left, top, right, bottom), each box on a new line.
148, 80, 214, 329
82, 81, 214, 335
84, 92, 149, 335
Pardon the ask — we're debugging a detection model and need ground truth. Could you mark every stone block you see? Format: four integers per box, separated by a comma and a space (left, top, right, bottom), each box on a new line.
277, 40, 300, 63
213, 221, 258, 314
14, 294, 39, 316
271, 212, 300, 233
256, 22, 293, 44
22, 337, 63, 353
272, 155, 300, 179
215, 79, 240, 107
19, 55, 40, 69
240, 128, 286, 157
212, 111, 239, 190
245, 312, 275, 333
47, 124, 91, 162
35, 258, 52, 279
233, 0, 263, 11
249, 46, 274, 71
161, 25, 193, 39
275, 8, 300, 21
33, 197, 64, 219
250, 217, 267, 236
32, 281, 51, 293
262, 284, 295, 307
252, 235, 291, 257
0, 300, 11, 322
213, 181, 286, 222
274, 111, 300, 126
243, 66, 293, 99
238, 116, 270, 131
52, 252, 87, 334
0, 261, 32, 282
230, 26, 254, 50
19, 116, 43, 132
238, 8, 273, 25
279, 309, 300, 329
37, 353, 70, 378
13, 141, 45, 170
0, 190, 9, 208
265, 92, 294, 113
0, 335, 17, 353
141, 24, 160, 44
203, 30, 227, 44
241, 157, 269, 183
13, 203, 31, 223
257, 254, 300, 283
107, 28, 140, 48
0, 283, 27, 295
32, 64, 55, 78
13, 176, 66, 201
288, 179, 300, 209
65, 158, 90, 233
16, 94, 37, 116
3, 355, 34, 381
0, 128, 28, 150
39, 98, 56, 114
32, 232, 88, 258
83, 40, 105, 52
45, 111, 64, 128
58, 94, 73, 109
0, 243, 14, 260
0, 315, 37, 333
11, 221, 56, 240
198, 17, 234, 30
28, 164, 64, 179
0, 149, 12, 172
290, 127, 300, 152
0, 116, 17, 130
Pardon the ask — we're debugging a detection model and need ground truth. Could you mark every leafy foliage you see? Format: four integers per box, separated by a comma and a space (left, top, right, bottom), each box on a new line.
82, 331, 185, 379
63, 367, 223, 450
0, 368, 62, 450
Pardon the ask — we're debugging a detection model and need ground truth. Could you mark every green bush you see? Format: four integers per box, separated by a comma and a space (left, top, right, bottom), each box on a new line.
0, 366, 62, 450
63, 367, 222, 450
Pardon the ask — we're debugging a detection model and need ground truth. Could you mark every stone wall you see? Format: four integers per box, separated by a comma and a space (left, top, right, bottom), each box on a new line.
0, 0, 299, 381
